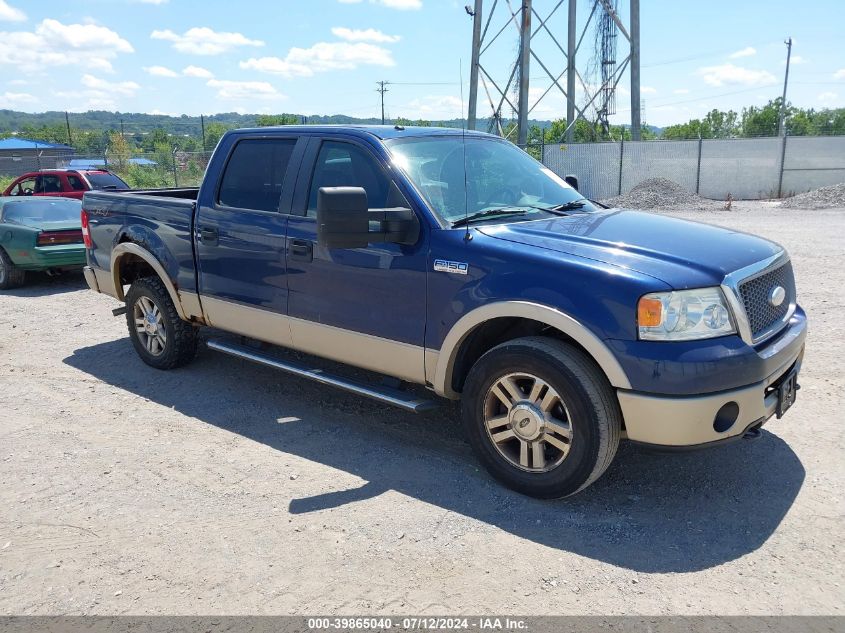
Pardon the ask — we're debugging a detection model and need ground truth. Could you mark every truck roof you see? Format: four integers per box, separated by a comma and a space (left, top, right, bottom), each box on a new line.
231, 125, 496, 140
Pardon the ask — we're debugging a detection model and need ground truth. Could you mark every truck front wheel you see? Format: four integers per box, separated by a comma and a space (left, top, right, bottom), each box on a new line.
461, 336, 621, 498
125, 276, 198, 370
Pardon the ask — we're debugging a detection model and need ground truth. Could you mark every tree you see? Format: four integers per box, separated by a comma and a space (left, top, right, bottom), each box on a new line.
256, 114, 300, 127
741, 99, 785, 137
107, 131, 131, 171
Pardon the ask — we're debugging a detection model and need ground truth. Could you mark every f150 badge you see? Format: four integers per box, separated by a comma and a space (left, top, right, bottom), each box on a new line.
434, 259, 468, 275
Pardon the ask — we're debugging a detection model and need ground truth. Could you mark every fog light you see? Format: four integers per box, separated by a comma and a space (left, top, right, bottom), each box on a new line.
713, 402, 739, 433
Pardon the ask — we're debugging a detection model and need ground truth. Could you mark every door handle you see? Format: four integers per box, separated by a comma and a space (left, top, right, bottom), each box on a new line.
290, 239, 313, 262
199, 227, 219, 244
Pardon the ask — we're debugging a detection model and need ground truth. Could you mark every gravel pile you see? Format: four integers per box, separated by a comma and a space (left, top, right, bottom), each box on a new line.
779, 183, 845, 209
601, 178, 720, 211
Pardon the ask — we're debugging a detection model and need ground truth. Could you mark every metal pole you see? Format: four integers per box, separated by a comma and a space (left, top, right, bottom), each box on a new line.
377, 81, 389, 125
172, 147, 179, 188
629, 0, 641, 140
777, 133, 788, 198
467, 0, 483, 131
517, 0, 532, 146
618, 128, 624, 195
778, 37, 792, 137
696, 134, 703, 195
565, 0, 576, 143
201, 114, 207, 152
65, 111, 73, 146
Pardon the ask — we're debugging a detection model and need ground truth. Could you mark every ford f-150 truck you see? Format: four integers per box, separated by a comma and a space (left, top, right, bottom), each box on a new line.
81, 125, 806, 498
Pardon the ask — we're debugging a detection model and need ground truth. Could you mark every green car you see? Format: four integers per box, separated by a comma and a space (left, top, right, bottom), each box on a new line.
0, 197, 85, 289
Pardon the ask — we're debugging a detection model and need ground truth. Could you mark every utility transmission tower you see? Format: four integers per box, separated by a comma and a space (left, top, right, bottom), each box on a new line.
466, 0, 642, 144
376, 81, 390, 125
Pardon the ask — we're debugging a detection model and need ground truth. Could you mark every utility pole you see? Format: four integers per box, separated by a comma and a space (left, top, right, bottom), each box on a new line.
630, 0, 641, 140
376, 81, 390, 125
516, 0, 532, 146
200, 114, 207, 151
65, 111, 72, 146
467, 0, 483, 130
778, 37, 792, 137
566, 0, 577, 143
120, 119, 125, 137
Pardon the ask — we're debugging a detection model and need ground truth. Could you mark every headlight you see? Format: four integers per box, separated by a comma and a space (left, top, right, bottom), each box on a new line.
638, 287, 736, 341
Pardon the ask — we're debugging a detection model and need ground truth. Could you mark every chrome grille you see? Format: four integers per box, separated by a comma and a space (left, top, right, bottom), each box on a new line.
738, 261, 795, 340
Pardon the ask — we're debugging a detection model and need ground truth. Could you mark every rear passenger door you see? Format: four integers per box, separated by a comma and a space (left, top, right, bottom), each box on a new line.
195, 134, 305, 343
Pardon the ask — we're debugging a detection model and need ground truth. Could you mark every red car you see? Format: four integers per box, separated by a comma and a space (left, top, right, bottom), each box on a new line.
3, 169, 130, 200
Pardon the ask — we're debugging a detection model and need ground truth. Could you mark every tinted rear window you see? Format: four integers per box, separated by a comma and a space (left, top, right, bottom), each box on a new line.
2, 199, 82, 225
86, 172, 129, 190
217, 138, 297, 212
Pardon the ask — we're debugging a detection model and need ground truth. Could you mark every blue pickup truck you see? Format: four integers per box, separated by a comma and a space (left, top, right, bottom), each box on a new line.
81, 125, 806, 498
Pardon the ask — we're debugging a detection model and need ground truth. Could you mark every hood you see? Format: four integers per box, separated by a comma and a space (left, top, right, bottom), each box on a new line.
477, 209, 783, 289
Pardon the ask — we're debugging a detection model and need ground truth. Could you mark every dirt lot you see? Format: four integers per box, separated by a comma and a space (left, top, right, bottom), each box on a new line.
1, 206, 843, 615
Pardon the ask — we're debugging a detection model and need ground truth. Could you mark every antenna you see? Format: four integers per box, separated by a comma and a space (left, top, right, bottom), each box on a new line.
459, 60, 471, 241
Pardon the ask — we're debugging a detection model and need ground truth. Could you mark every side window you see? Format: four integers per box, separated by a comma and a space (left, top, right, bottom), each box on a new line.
67, 175, 86, 191
306, 141, 400, 216
217, 138, 297, 212
35, 175, 62, 194
12, 178, 35, 196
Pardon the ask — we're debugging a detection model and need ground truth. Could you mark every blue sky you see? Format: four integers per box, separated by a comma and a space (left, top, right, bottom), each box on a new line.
0, 0, 843, 127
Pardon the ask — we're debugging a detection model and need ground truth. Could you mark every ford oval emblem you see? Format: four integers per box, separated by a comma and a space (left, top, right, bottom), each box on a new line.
769, 285, 786, 307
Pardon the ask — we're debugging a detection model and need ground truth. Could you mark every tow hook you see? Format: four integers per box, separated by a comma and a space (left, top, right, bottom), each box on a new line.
112, 306, 128, 317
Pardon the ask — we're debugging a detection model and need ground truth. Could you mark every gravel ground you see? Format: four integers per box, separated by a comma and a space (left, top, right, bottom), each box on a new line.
602, 178, 721, 211
0, 205, 843, 615
780, 183, 845, 210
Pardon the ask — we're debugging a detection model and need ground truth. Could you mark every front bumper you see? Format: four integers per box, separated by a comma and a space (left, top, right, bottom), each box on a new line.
617, 313, 806, 447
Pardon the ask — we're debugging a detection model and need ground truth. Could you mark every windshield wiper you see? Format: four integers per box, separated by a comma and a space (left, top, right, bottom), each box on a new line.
451, 208, 528, 228
521, 200, 589, 216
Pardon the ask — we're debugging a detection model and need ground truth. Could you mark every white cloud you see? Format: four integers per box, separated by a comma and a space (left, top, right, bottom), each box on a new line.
82, 74, 140, 96
0, 91, 36, 106
182, 65, 213, 78
331, 27, 400, 43
673, 88, 690, 95
834, 68, 845, 80
729, 46, 756, 59
144, 65, 178, 77
817, 91, 838, 104
339, 0, 422, 7
641, 86, 657, 94
151, 27, 264, 55
7, 78, 26, 85
396, 95, 462, 119
206, 79, 285, 101
0, 19, 133, 72
696, 63, 776, 87
787, 55, 806, 65
241, 41, 394, 78
0, 0, 25, 22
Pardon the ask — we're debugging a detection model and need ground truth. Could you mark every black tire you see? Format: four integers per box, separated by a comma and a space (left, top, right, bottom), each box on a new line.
461, 336, 621, 499
0, 247, 26, 290
125, 276, 198, 370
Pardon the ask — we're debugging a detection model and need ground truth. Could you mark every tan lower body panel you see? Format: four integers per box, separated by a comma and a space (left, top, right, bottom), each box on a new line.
617, 382, 778, 446
201, 296, 425, 384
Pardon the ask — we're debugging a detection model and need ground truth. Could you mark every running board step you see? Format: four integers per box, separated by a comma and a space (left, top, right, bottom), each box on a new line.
206, 339, 439, 413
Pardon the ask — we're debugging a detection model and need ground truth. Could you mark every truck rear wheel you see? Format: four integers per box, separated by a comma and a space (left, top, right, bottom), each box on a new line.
0, 248, 25, 290
125, 276, 198, 370
461, 336, 621, 498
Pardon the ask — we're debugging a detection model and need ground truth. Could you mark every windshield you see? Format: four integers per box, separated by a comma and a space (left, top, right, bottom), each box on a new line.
385, 135, 595, 225
1, 199, 82, 226
85, 172, 129, 190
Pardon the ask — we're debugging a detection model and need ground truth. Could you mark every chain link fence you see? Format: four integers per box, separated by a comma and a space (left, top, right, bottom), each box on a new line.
0, 151, 213, 190
535, 135, 845, 201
